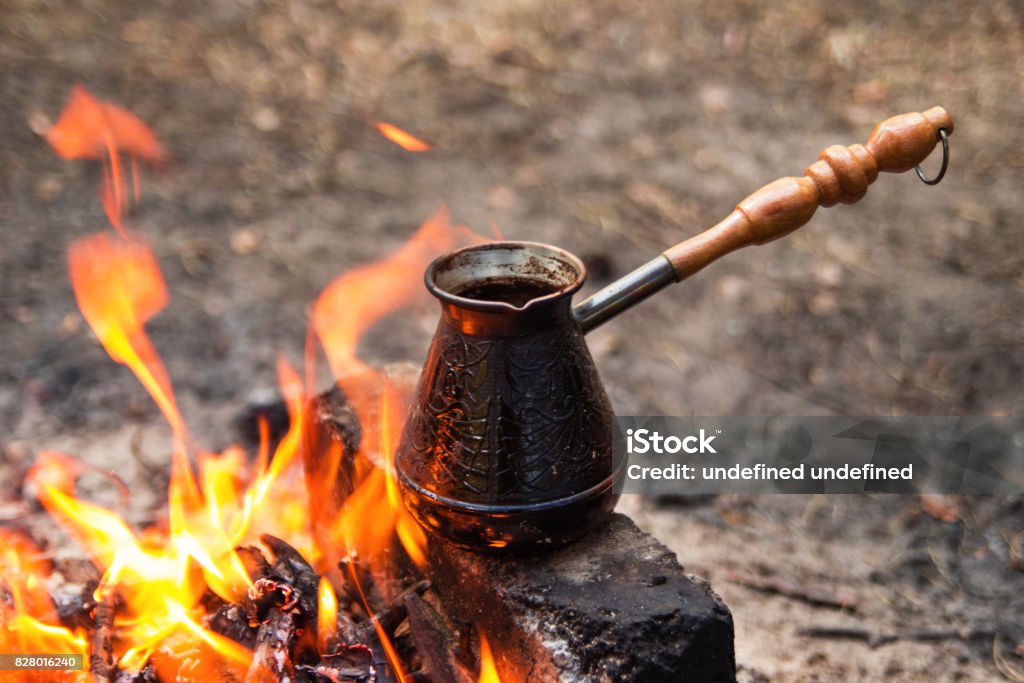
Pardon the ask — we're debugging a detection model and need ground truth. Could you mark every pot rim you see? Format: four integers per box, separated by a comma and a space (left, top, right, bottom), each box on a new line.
425, 240, 587, 313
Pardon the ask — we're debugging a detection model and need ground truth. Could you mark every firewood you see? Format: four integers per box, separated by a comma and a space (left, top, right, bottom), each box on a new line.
261, 534, 320, 622
303, 386, 360, 550
244, 578, 300, 683
112, 663, 157, 683
308, 385, 362, 463
336, 556, 368, 610
207, 602, 258, 651
295, 644, 376, 682
237, 544, 273, 581
52, 577, 100, 631
245, 605, 296, 683
205, 545, 274, 650
361, 580, 429, 642
89, 589, 118, 682
402, 593, 474, 683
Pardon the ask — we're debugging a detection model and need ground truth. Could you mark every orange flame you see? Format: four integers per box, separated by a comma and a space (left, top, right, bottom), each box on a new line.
310, 207, 484, 569
67, 233, 183, 443
0, 530, 57, 621
28, 450, 253, 673
45, 84, 167, 234
312, 206, 456, 380
0, 530, 89, 682
374, 121, 433, 152
478, 633, 502, 683
24, 360, 320, 675
304, 208, 488, 679
45, 84, 168, 164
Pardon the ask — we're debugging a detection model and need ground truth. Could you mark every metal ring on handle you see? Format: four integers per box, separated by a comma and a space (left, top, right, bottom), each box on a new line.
915, 128, 949, 186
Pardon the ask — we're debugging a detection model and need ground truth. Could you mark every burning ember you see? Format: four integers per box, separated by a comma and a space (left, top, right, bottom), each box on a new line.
1, 85, 498, 681
373, 122, 433, 152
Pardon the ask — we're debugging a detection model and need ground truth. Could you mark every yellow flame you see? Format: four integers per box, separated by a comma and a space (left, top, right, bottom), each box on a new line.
478, 633, 501, 683
317, 577, 338, 649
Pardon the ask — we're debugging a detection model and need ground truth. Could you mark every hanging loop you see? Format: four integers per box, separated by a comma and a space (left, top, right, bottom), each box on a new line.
915, 127, 949, 186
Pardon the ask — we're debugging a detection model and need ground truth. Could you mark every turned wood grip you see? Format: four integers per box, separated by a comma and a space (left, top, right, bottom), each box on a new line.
663, 106, 954, 280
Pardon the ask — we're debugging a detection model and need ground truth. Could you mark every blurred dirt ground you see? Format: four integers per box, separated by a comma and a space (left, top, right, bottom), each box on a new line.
2, 1, 1023, 681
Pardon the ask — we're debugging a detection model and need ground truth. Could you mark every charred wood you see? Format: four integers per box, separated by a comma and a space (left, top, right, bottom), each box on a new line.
295, 644, 376, 682
52, 577, 99, 631
336, 556, 367, 609
112, 663, 157, 683
402, 593, 474, 683
207, 602, 259, 651
261, 534, 320, 624
303, 386, 360, 554
235, 396, 292, 451
238, 544, 274, 581
244, 578, 301, 683
369, 580, 429, 640
89, 589, 118, 683
245, 605, 297, 683
308, 385, 362, 459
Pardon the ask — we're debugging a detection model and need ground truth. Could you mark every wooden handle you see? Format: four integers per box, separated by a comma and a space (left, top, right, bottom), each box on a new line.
663, 106, 954, 280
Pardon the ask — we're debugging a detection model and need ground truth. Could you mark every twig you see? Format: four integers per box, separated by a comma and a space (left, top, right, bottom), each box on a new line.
329, 577, 431, 650
994, 635, 1024, 682
89, 589, 117, 682
801, 625, 995, 649
368, 580, 430, 639
722, 569, 857, 611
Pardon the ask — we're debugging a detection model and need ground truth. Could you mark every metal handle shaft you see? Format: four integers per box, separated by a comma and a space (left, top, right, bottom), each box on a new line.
572, 256, 676, 333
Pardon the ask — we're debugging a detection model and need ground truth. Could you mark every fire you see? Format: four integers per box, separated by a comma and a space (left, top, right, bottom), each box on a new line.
43, 84, 167, 235
0, 531, 56, 620
67, 233, 182, 444
312, 206, 457, 381
375, 121, 433, 152
309, 205, 482, 567
45, 84, 168, 164
0, 530, 88, 682
6, 84, 501, 681
316, 577, 338, 649
310, 206, 486, 571
478, 633, 501, 683
305, 209, 484, 678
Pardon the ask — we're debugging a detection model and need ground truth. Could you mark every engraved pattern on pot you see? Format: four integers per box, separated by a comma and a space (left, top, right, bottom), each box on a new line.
403, 322, 612, 504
